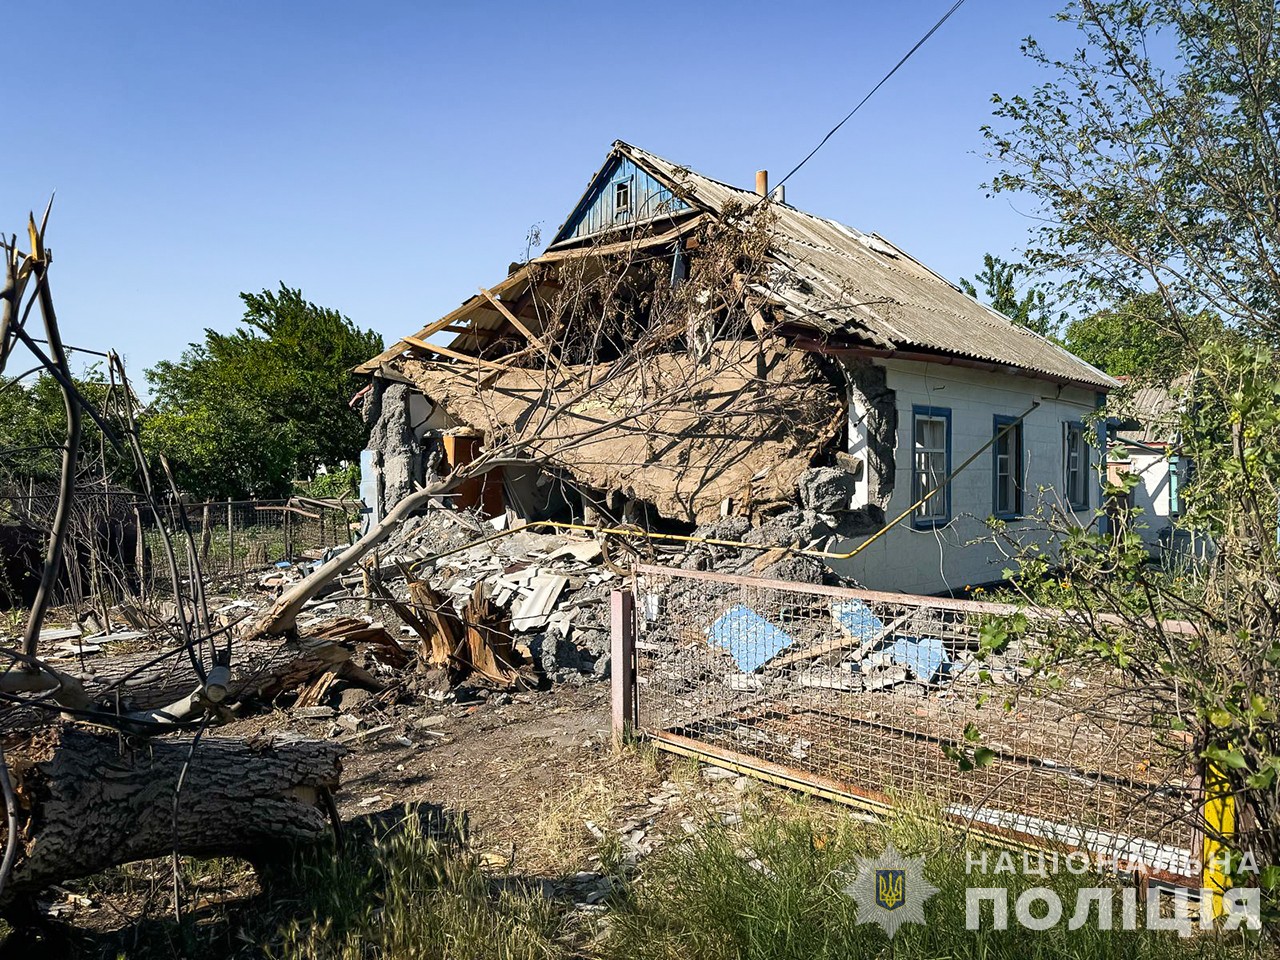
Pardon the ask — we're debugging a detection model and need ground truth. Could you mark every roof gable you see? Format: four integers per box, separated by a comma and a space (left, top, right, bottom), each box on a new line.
364, 141, 1118, 391
550, 152, 691, 246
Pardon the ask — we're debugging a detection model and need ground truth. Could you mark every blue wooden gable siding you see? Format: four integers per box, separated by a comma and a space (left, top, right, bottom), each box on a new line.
556, 157, 690, 243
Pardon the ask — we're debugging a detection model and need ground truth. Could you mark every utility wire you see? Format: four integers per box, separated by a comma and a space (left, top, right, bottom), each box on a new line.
765, 0, 970, 201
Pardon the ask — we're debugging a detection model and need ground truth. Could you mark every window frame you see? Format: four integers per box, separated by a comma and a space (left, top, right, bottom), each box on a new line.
991, 414, 1024, 520
1063, 420, 1090, 511
613, 177, 633, 220
911, 405, 952, 529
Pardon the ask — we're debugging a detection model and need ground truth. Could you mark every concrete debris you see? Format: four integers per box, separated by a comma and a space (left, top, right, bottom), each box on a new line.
700, 765, 738, 781
795, 466, 855, 515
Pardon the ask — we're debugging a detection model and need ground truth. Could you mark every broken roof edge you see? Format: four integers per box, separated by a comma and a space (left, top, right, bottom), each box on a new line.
940, 267, 1120, 392
354, 263, 537, 375
607, 143, 1119, 392
357, 215, 713, 376
362, 139, 1118, 392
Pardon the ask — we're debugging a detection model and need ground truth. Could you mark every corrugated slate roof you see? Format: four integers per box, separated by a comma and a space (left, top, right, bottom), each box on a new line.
1109, 373, 1194, 442
613, 142, 1117, 390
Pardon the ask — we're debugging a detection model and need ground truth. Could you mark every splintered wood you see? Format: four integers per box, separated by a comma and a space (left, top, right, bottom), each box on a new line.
397, 577, 537, 690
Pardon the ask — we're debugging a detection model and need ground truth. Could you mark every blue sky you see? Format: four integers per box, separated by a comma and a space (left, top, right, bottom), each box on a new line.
5, 0, 1068, 383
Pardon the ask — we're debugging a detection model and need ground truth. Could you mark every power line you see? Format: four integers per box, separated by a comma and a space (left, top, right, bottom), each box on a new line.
767, 0, 970, 200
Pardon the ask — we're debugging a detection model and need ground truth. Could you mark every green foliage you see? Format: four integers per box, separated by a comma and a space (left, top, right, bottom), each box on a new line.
0, 365, 133, 497
298, 462, 362, 501
984, 0, 1280, 342
1063, 293, 1228, 380
959, 253, 1060, 337
143, 285, 381, 500
995, 339, 1280, 914
983, 0, 1280, 897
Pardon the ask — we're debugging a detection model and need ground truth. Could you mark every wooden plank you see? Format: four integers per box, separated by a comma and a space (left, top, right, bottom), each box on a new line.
253, 505, 322, 519
400, 335, 513, 373
479, 286, 545, 347
355, 265, 534, 372
478, 287, 568, 378
770, 611, 913, 670
534, 215, 703, 263
444, 324, 501, 338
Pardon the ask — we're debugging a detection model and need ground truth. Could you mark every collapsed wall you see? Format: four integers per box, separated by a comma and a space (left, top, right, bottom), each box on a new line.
358, 350, 913, 567
844, 359, 898, 517
393, 341, 847, 526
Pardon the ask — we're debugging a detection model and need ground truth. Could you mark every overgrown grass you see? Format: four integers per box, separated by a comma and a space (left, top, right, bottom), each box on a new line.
604, 805, 1268, 960
11, 802, 1274, 959
263, 802, 1272, 960
270, 813, 568, 960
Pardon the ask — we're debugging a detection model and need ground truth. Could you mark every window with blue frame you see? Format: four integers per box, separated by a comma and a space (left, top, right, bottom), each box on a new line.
1064, 421, 1090, 510
992, 415, 1024, 518
912, 406, 951, 527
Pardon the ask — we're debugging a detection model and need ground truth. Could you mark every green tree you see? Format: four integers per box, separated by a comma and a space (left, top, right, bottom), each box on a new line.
1062, 292, 1228, 380
984, 0, 1280, 904
0, 367, 132, 497
958, 253, 1059, 336
144, 285, 382, 500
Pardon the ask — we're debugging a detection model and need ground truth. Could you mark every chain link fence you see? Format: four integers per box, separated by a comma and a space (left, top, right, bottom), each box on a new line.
625, 564, 1204, 885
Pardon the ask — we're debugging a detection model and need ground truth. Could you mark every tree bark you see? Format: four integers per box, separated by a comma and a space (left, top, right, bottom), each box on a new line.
0, 633, 353, 734
1, 725, 343, 911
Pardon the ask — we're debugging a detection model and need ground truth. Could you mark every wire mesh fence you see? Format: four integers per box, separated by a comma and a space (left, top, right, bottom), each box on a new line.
0, 489, 362, 610
131, 498, 361, 598
629, 564, 1203, 884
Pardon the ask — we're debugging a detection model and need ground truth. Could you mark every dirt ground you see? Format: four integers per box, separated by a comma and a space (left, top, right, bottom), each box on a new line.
14, 674, 768, 953
238, 675, 756, 874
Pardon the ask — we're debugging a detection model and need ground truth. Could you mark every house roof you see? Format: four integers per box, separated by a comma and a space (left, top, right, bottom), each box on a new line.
606, 142, 1117, 390
362, 140, 1118, 391
1109, 373, 1193, 444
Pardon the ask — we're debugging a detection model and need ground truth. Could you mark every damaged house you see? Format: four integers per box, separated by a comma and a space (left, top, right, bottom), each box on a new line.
358, 141, 1117, 595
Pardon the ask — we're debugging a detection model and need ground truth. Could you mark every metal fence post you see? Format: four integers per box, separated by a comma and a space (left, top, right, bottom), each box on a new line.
133, 504, 146, 602
610, 588, 636, 747
227, 499, 234, 575
1201, 761, 1237, 918
200, 502, 212, 566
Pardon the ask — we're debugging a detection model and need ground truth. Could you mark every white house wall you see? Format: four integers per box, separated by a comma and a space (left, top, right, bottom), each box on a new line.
1118, 449, 1177, 553
828, 359, 1103, 595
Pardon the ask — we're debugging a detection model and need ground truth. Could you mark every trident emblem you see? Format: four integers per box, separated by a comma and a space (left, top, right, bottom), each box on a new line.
876, 869, 906, 911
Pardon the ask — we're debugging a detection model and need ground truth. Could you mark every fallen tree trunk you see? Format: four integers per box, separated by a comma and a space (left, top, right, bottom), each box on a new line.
1, 633, 354, 734
0, 725, 343, 911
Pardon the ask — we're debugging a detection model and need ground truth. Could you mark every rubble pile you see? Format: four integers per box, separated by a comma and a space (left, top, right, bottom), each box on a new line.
25, 461, 895, 740
357, 469, 875, 686
354, 510, 623, 682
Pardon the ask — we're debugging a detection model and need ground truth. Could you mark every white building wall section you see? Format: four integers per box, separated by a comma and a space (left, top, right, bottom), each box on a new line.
828, 359, 1103, 595
1114, 448, 1179, 555
847, 389, 872, 510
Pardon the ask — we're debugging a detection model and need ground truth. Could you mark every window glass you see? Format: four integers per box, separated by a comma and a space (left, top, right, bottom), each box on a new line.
994, 419, 1023, 517
1064, 422, 1090, 509
913, 412, 949, 523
